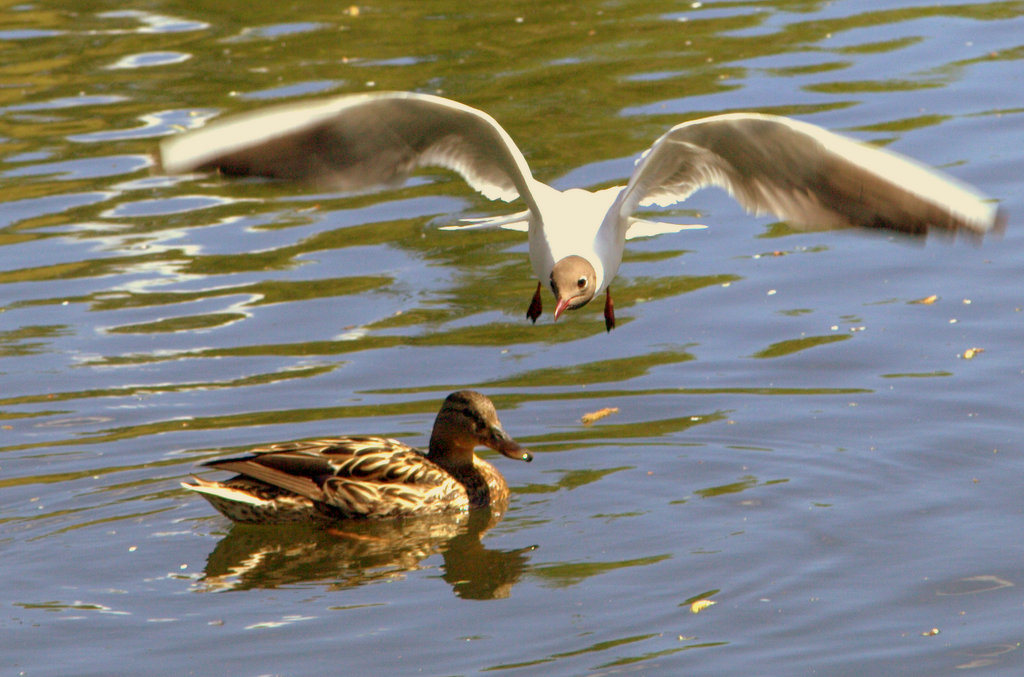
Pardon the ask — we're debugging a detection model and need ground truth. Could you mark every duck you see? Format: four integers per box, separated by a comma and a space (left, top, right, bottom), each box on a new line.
181, 390, 533, 523
159, 91, 1005, 331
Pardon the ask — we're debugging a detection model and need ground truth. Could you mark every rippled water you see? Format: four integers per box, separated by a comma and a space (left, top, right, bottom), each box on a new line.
3, 1, 1023, 674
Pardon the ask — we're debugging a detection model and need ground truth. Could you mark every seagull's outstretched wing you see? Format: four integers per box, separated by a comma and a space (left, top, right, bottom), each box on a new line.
160, 91, 540, 214
443, 211, 707, 240
442, 210, 532, 233
617, 113, 1003, 239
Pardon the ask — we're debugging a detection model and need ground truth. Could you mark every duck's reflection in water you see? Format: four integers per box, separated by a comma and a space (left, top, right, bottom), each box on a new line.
196, 505, 535, 600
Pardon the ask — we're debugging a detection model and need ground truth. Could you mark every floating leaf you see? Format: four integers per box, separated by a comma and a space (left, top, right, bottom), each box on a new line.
690, 599, 716, 614
581, 407, 619, 425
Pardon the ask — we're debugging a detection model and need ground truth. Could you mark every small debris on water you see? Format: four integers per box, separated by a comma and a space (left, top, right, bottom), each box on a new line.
582, 407, 619, 425
690, 599, 716, 614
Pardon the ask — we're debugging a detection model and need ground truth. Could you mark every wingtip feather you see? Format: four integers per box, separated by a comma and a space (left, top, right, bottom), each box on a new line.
181, 478, 268, 506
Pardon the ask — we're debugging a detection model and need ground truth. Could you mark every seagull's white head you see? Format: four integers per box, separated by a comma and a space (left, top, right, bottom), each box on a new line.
550, 255, 597, 319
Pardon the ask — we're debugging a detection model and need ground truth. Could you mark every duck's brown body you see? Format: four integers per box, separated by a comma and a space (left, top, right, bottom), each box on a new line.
182, 392, 531, 524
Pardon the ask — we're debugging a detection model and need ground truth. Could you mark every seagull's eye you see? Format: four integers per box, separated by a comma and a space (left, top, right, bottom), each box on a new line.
577, 277, 587, 289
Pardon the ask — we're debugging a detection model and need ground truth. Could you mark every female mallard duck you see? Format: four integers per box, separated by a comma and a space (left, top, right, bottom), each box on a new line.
181, 391, 533, 524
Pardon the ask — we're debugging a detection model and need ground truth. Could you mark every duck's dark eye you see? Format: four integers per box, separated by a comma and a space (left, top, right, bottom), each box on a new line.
577, 277, 587, 289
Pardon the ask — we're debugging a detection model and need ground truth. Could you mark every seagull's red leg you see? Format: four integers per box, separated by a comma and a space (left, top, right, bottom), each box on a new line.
604, 288, 615, 332
526, 282, 543, 324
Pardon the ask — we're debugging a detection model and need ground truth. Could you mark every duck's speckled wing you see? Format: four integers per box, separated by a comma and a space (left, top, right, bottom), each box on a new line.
202, 436, 470, 518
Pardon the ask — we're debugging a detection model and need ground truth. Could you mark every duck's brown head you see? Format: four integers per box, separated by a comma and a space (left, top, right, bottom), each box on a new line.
429, 390, 533, 465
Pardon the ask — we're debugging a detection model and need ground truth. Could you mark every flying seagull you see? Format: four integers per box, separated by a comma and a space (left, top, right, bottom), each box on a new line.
159, 91, 1004, 331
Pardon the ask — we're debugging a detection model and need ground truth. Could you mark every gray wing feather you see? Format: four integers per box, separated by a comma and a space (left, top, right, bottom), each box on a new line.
618, 113, 1002, 239
160, 91, 539, 213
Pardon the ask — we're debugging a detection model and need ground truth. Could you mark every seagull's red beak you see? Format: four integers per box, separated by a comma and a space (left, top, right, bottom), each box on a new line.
553, 297, 572, 321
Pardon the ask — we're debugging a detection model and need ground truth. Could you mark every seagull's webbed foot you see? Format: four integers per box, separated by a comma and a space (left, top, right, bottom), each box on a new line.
526, 282, 543, 324
604, 289, 615, 332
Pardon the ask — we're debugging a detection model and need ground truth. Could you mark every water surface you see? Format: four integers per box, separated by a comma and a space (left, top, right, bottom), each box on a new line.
3, 1, 1023, 674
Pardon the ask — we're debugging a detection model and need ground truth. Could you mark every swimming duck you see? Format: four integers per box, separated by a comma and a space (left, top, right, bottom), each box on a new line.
159, 91, 1004, 331
181, 391, 532, 523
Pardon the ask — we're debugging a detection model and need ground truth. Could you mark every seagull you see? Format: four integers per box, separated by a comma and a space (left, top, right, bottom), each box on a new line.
159, 91, 1004, 331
